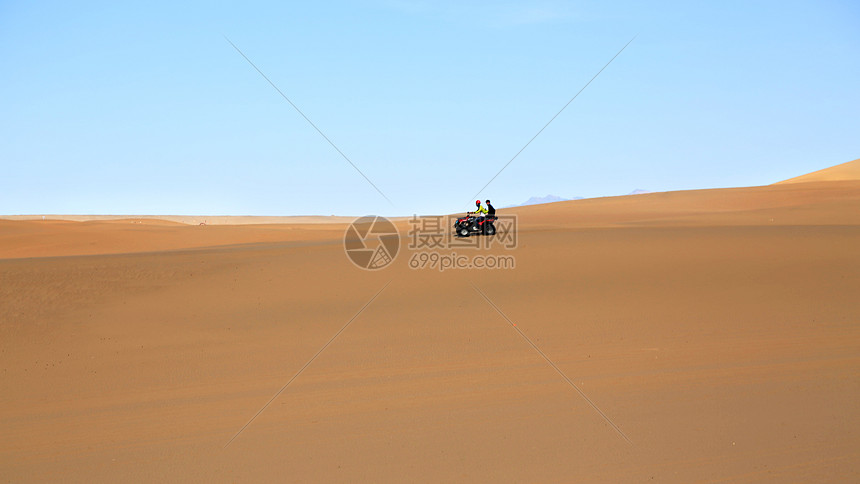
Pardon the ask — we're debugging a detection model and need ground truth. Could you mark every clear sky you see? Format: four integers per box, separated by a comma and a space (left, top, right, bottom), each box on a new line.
2, 0, 858, 216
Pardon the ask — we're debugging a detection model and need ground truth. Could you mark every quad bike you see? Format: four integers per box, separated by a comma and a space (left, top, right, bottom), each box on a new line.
453, 213, 496, 237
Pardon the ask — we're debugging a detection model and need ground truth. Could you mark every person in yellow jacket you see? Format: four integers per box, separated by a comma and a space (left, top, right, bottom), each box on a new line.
470, 199, 488, 215
470, 199, 488, 229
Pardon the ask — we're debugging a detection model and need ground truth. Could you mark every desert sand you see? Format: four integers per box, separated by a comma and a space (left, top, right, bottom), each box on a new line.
2, 162, 859, 482
775, 158, 860, 185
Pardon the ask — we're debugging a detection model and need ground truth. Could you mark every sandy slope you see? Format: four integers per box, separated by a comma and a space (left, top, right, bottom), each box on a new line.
775, 158, 860, 184
2, 180, 859, 482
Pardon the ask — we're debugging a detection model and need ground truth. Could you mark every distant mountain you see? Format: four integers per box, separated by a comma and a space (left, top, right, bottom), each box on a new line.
506, 195, 582, 207
521, 195, 572, 205
505, 190, 651, 208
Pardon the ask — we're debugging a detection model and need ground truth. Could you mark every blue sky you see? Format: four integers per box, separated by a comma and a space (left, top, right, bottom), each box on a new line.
1, 0, 858, 216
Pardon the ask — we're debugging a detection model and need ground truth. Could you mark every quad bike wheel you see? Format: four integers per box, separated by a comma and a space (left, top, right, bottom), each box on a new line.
483, 223, 496, 235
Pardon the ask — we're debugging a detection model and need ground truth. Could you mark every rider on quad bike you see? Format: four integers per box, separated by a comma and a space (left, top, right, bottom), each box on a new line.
485, 199, 495, 219
473, 200, 488, 220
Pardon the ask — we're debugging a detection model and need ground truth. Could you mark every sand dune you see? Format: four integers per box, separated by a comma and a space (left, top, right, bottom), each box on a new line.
2, 167, 859, 482
775, 158, 860, 184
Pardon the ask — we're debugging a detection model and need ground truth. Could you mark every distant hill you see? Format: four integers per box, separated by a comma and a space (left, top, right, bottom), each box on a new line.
775, 158, 860, 184
507, 195, 582, 207
507, 191, 652, 207
520, 195, 575, 206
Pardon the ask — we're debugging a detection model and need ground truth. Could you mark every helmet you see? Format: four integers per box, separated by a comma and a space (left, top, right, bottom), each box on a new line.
475, 200, 481, 205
